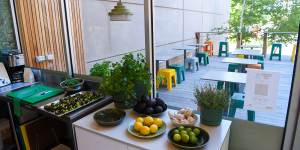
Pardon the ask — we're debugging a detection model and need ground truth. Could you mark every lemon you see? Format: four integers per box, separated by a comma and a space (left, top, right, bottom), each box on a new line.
153, 118, 163, 127
134, 122, 143, 131
150, 124, 158, 134
144, 116, 154, 126
136, 117, 144, 123
140, 126, 150, 135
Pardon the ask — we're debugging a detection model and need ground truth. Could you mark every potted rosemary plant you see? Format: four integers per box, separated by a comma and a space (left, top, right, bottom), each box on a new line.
194, 85, 229, 126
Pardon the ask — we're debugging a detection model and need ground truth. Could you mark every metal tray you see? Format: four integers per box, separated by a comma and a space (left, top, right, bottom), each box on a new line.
39, 91, 103, 117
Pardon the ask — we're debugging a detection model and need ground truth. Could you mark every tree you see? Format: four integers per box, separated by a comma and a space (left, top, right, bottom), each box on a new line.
229, 0, 300, 44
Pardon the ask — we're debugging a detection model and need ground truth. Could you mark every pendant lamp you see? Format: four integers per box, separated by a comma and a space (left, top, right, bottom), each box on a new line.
108, 0, 133, 21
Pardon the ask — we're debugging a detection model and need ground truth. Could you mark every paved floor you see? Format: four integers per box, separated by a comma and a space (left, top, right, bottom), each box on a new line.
158, 54, 294, 127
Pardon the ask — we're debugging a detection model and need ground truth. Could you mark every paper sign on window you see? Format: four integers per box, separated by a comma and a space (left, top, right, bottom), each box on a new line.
244, 69, 280, 112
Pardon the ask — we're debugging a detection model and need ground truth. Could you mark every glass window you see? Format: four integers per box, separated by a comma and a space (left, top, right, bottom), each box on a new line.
68, 0, 146, 75
154, 0, 298, 128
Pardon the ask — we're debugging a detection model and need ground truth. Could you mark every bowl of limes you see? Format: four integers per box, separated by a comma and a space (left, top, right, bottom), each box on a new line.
168, 126, 209, 149
127, 116, 166, 139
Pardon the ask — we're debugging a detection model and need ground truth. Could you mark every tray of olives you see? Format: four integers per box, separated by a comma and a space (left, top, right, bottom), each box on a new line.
41, 91, 103, 117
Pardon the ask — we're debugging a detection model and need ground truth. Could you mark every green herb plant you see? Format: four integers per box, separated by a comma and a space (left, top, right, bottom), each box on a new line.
63, 78, 81, 87
90, 61, 111, 77
99, 53, 151, 108
194, 85, 229, 110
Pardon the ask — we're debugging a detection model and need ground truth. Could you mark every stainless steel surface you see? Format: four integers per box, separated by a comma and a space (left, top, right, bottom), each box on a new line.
8, 53, 24, 67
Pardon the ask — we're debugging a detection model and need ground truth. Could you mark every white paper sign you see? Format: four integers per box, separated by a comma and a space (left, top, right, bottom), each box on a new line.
244, 69, 280, 112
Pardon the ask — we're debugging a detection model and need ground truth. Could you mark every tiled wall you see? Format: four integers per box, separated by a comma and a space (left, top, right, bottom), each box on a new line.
0, 0, 17, 51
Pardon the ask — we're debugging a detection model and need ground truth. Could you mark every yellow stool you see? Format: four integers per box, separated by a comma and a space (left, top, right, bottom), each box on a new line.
291, 44, 296, 63
157, 69, 176, 91
236, 54, 245, 58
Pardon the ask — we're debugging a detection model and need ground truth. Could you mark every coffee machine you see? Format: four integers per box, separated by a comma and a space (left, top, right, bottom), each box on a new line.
0, 49, 25, 83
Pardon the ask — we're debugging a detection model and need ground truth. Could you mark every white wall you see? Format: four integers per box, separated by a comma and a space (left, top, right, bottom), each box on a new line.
79, 0, 230, 74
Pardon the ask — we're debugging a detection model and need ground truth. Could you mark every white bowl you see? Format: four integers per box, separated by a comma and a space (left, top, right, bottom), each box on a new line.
169, 113, 198, 127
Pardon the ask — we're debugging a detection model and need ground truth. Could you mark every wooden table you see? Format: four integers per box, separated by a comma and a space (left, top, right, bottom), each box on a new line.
231, 49, 262, 57
173, 46, 196, 66
222, 57, 258, 65
73, 103, 232, 150
200, 71, 246, 84
155, 55, 173, 71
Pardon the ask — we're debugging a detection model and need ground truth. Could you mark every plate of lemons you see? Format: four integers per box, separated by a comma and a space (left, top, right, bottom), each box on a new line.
127, 116, 166, 139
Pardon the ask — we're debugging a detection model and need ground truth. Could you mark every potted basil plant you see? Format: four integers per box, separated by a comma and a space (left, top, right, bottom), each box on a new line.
194, 85, 229, 126
99, 53, 151, 109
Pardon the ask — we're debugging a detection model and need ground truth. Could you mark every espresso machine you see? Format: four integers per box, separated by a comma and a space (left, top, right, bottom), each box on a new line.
0, 49, 25, 83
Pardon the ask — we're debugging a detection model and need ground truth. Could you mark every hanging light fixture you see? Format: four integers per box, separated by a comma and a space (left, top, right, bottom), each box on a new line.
108, 0, 133, 21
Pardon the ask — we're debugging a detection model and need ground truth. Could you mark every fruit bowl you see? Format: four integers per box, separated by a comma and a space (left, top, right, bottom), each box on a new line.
168, 126, 209, 149
133, 96, 167, 117
168, 108, 198, 127
127, 116, 166, 139
94, 108, 126, 126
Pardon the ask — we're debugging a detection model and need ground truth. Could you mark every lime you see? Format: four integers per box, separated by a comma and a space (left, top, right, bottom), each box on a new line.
193, 128, 200, 136
188, 131, 196, 137
181, 134, 189, 143
190, 135, 198, 144
172, 129, 180, 135
180, 130, 187, 135
178, 126, 185, 131
173, 134, 181, 142
186, 128, 192, 132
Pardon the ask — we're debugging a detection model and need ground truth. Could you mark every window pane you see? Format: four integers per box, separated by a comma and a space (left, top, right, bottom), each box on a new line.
70, 0, 145, 75
154, 0, 297, 127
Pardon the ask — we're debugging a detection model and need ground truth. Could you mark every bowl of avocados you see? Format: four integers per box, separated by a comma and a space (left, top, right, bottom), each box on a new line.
94, 108, 126, 126
133, 96, 167, 117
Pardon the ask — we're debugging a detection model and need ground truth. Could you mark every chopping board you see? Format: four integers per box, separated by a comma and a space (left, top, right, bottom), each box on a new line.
0, 62, 11, 87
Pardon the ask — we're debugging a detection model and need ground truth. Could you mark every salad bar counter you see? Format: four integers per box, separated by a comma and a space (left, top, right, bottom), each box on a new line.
73, 103, 231, 150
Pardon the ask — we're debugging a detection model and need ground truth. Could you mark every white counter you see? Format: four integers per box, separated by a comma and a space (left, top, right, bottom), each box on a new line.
73, 103, 231, 150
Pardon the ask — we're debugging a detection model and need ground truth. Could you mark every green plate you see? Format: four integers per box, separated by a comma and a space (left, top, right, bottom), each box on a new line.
168, 126, 209, 149
127, 121, 166, 139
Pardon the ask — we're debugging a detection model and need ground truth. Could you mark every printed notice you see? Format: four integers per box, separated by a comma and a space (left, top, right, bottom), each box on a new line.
244, 69, 280, 112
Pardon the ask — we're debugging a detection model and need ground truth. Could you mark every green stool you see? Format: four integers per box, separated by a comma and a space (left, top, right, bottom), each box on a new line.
229, 93, 255, 121
228, 63, 239, 72
218, 42, 229, 57
253, 55, 264, 69
270, 43, 282, 61
196, 52, 209, 65
168, 64, 185, 84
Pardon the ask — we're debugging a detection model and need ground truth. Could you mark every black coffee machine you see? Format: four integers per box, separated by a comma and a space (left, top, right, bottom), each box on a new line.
0, 49, 25, 83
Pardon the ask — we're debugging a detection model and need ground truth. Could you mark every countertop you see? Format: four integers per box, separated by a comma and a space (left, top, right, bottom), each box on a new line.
73, 103, 232, 150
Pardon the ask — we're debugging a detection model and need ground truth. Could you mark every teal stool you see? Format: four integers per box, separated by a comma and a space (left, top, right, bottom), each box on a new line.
270, 43, 282, 61
218, 42, 229, 57
196, 52, 209, 65
253, 55, 265, 69
228, 63, 239, 72
229, 93, 255, 121
168, 64, 185, 84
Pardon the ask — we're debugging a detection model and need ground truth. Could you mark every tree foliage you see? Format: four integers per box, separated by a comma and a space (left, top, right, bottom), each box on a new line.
229, 0, 300, 43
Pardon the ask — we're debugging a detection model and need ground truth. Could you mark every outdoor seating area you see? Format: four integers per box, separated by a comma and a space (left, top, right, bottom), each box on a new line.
156, 40, 294, 127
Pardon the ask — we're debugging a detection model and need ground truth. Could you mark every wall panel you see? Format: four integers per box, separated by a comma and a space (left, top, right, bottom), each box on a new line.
15, 0, 86, 73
